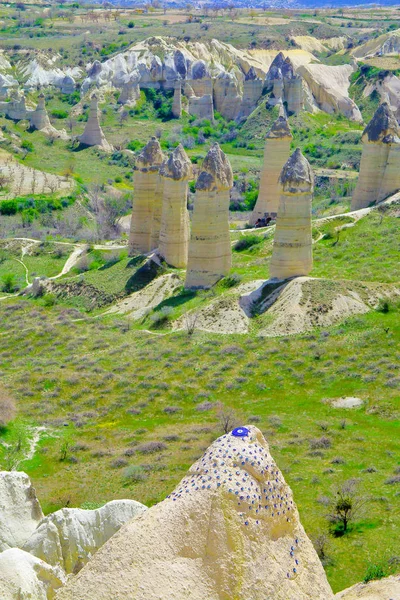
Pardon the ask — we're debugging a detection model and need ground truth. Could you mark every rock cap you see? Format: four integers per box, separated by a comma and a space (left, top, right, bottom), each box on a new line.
267, 116, 292, 140
363, 102, 400, 143
279, 148, 314, 193
136, 136, 164, 171
196, 143, 233, 191
160, 144, 192, 180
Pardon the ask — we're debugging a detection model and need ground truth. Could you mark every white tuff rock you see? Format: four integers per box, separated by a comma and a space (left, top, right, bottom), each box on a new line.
0, 471, 43, 551
23, 499, 147, 575
56, 426, 334, 600
0, 548, 66, 600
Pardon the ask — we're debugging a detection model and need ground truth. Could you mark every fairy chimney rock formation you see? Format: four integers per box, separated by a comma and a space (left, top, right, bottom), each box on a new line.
56, 426, 334, 600
129, 136, 164, 256
237, 67, 264, 120
79, 94, 113, 152
351, 102, 400, 210
270, 148, 314, 279
265, 54, 302, 114
250, 116, 293, 225
185, 143, 233, 289
171, 78, 182, 118
29, 94, 51, 131
159, 144, 192, 268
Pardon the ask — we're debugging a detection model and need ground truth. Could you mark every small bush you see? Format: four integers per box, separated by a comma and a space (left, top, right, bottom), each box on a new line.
122, 465, 147, 483
376, 298, 390, 313
51, 109, 68, 119
136, 441, 167, 454
0, 386, 16, 427
220, 273, 242, 288
363, 563, 388, 583
310, 436, 332, 449
1, 273, 17, 293
234, 234, 262, 252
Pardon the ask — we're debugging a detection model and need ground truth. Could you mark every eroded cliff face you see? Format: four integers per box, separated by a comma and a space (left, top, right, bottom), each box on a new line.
129, 137, 165, 256
159, 144, 192, 268
351, 102, 400, 210
185, 143, 233, 289
250, 116, 293, 225
55, 426, 334, 600
270, 148, 314, 280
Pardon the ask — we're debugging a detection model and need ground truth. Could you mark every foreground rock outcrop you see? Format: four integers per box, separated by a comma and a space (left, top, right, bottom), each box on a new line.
56, 426, 334, 600
0, 471, 43, 552
270, 148, 314, 279
335, 575, 400, 599
185, 143, 233, 289
0, 548, 66, 600
159, 144, 192, 268
351, 102, 400, 210
23, 500, 147, 575
129, 137, 164, 255
250, 116, 292, 225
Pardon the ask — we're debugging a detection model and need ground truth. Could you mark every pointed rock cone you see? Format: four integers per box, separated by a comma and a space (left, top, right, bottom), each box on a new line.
159, 145, 192, 268
250, 116, 292, 226
270, 148, 314, 279
79, 94, 112, 152
55, 426, 335, 600
128, 137, 164, 256
185, 143, 233, 289
171, 78, 182, 118
351, 102, 400, 210
29, 94, 51, 131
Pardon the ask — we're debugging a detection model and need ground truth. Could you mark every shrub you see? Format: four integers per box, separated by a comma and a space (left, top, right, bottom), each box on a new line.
1, 273, 17, 293
363, 563, 388, 583
234, 234, 262, 252
128, 20, 135, 28
310, 436, 331, 449
376, 298, 390, 313
110, 458, 128, 468
220, 273, 242, 288
0, 386, 16, 428
21, 140, 34, 152
51, 109, 68, 119
136, 441, 167, 454
122, 465, 147, 483
0, 199, 18, 215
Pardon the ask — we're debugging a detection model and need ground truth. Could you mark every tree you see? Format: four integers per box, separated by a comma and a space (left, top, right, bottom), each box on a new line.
217, 405, 241, 434
327, 479, 367, 535
0, 385, 16, 429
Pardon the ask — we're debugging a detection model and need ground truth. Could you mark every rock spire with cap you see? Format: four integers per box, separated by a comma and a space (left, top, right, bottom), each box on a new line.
351, 102, 400, 209
129, 136, 165, 255
185, 143, 233, 289
250, 116, 293, 225
56, 426, 334, 600
269, 148, 314, 279
79, 94, 112, 152
159, 144, 192, 268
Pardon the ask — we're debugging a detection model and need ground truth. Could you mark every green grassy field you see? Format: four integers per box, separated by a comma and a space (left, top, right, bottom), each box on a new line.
0, 206, 399, 593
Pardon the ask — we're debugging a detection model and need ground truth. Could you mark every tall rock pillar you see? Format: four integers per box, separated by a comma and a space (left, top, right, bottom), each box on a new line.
129, 137, 164, 256
29, 94, 51, 130
79, 94, 112, 152
351, 102, 399, 210
270, 148, 314, 279
379, 137, 400, 200
250, 116, 292, 226
171, 78, 182, 119
159, 144, 192, 268
185, 143, 233, 289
